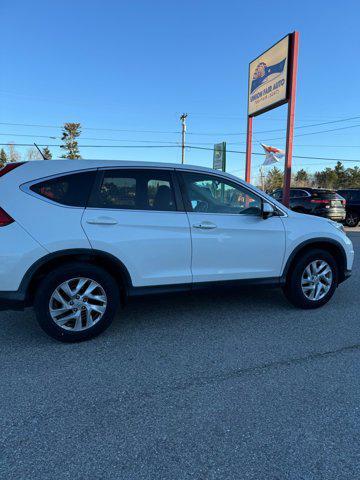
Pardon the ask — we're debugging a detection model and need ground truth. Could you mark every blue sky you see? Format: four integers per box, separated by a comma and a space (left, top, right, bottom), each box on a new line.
1, 0, 360, 182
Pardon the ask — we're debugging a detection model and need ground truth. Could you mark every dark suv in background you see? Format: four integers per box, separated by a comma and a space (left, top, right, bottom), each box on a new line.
271, 188, 346, 221
337, 189, 360, 227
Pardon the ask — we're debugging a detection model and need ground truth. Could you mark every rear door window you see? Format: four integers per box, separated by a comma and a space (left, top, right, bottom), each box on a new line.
89, 169, 177, 211
30, 171, 96, 207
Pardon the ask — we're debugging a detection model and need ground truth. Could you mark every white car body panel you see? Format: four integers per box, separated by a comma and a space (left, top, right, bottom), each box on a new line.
0, 222, 47, 291
0, 163, 94, 253
281, 213, 354, 272
188, 212, 285, 281
82, 209, 192, 286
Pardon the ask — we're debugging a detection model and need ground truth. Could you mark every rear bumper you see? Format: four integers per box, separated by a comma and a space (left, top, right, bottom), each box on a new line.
314, 209, 346, 221
0, 291, 26, 311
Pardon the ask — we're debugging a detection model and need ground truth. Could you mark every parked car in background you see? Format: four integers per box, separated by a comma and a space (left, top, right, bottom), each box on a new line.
337, 189, 360, 227
0, 161, 354, 342
271, 188, 346, 221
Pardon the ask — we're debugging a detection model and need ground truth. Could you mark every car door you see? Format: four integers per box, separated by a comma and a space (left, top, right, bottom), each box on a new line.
82, 168, 192, 287
178, 170, 286, 282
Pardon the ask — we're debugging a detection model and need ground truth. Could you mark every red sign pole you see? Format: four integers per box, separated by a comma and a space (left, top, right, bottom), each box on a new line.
283, 31, 299, 207
245, 115, 253, 183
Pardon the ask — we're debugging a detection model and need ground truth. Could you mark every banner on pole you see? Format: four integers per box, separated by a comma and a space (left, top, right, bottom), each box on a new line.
213, 142, 226, 171
248, 35, 290, 117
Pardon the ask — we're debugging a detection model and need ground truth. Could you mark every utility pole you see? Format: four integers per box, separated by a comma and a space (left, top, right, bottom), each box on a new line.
259, 166, 265, 191
180, 113, 188, 164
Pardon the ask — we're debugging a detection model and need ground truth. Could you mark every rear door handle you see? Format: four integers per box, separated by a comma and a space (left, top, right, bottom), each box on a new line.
86, 216, 118, 225
192, 222, 217, 230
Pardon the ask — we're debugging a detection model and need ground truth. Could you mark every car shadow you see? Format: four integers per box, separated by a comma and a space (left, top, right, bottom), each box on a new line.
0, 286, 290, 345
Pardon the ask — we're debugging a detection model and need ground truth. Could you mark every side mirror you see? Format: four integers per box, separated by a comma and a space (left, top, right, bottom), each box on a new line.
262, 202, 275, 219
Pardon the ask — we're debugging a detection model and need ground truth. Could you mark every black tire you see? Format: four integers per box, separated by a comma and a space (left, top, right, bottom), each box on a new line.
34, 263, 120, 342
344, 211, 359, 227
283, 249, 338, 309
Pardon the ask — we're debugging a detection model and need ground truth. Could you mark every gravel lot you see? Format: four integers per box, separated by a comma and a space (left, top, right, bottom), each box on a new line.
1, 233, 360, 480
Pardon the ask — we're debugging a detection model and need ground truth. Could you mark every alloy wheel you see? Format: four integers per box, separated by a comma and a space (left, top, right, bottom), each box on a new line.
49, 277, 107, 331
301, 260, 333, 301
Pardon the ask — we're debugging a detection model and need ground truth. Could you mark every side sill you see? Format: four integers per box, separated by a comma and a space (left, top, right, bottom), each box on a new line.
128, 277, 282, 297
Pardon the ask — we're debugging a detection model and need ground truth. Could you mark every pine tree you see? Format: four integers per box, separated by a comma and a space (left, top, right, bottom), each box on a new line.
0, 148, 7, 167
264, 167, 284, 192
294, 169, 309, 187
42, 146, 52, 160
333, 161, 348, 188
60, 123, 81, 159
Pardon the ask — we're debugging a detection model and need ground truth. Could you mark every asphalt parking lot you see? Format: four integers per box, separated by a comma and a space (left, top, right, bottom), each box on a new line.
1, 233, 360, 480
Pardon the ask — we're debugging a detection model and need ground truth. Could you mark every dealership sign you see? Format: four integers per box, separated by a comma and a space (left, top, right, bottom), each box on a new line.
213, 142, 226, 171
248, 35, 289, 117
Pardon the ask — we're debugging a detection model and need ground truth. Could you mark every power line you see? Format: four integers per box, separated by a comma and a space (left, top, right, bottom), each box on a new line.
3, 142, 360, 163
261, 123, 360, 142
0, 122, 180, 135
188, 115, 360, 136
2, 114, 360, 137
4, 131, 360, 149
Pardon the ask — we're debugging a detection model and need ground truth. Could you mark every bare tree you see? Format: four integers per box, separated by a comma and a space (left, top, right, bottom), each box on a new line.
7, 143, 21, 163
26, 147, 43, 161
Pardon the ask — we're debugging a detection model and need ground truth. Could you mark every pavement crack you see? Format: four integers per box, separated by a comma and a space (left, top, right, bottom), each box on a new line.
164, 342, 360, 394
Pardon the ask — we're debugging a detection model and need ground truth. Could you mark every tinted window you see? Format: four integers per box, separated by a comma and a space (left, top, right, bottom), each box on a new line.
89, 169, 176, 211
272, 190, 282, 200
339, 190, 360, 201
181, 172, 262, 215
295, 190, 309, 198
30, 171, 96, 207
338, 190, 349, 200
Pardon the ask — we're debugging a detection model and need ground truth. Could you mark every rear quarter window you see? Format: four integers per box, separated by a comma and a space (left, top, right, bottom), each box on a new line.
30, 171, 96, 207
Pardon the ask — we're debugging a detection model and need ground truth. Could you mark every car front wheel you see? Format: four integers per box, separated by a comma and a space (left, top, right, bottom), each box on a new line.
34, 263, 120, 342
283, 249, 338, 309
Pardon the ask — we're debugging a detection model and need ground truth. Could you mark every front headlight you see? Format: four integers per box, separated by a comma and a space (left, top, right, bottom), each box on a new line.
328, 220, 346, 234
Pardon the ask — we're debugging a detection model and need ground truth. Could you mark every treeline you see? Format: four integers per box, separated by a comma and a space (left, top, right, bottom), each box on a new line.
263, 162, 360, 191
0, 122, 82, 167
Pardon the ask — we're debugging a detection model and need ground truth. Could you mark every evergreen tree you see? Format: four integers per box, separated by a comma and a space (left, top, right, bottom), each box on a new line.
294, 169, 309, 187
347, 166, 360, 187
0, 148, 7, 167
42, 146, 52, 160
264, 167, 284, 192
60, 123, 81, 159
333, 161, 348, 188
314, 168, 338, 189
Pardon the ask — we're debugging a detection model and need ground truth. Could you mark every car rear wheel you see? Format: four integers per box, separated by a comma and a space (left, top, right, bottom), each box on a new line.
34, 263, 120, 342
283, 249, 338, 309
344, 211, 359, 227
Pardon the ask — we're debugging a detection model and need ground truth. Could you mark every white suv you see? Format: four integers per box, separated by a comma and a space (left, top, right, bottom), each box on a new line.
0, 160, 354, 342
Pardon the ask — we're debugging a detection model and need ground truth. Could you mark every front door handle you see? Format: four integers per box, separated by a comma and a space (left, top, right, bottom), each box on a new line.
192, 222, 217, 230
86, 216, 118, 225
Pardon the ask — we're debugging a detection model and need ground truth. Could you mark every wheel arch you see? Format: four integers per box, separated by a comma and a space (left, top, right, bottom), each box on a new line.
281, 238, 347, 284
21, 249, 133, 306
